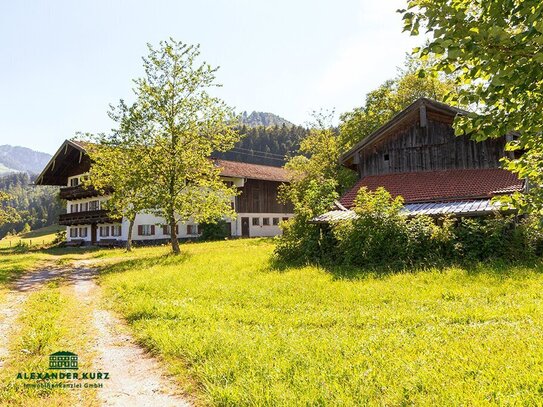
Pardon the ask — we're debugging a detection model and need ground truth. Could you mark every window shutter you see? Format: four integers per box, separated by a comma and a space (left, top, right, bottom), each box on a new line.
138, 225, 143, 236
175, 225, 178, 234
151, 225, 155, 235
162, 225, 168, 235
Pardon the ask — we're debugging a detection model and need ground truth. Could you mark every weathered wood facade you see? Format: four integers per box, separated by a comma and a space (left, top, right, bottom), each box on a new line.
341, 98, 509, 179
356, 117, 507, 178
236, 179, 293, 213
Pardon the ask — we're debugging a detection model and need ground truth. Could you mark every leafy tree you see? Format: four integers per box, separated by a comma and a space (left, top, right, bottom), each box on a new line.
339, 62, 456, 151
0, 192, 20, 227
279, 112, 356, 220
0, 173, 61, 238
95, 39, 240, 254
401, 0, 543, 215
84, 105, 152, 251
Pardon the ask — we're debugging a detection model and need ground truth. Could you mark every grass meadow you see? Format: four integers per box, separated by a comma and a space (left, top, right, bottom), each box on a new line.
97, 239, 543, 406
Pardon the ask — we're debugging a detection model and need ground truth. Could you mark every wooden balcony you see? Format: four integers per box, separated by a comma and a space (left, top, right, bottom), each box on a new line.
59, 185, 105, 200
58, 210, 119, 226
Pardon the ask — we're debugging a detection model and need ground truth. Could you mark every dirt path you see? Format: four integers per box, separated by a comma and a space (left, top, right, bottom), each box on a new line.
0, 264, 68, 369
70, 261, 190, 407
0, 261, 190, 407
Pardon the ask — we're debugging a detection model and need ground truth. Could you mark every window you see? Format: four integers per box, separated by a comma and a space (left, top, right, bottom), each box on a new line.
162, 225, 179, 235
197, 224, 203, 234
138, 225, 154, 236
99, 226, 110, 237
263, 218, 270, 226
79, 202, 89, 212
69, 228, 78, 238
69, 177, 79, 187
384, 153, 390, 161
272, 217, 279, 226
79, 227, 88, 238
88, 200, 100, 211
70, 204, 78, 213
187, 225, 195, 235
111, 225, 122, 237
252, 218, 260, 226
282, 217, 289, 222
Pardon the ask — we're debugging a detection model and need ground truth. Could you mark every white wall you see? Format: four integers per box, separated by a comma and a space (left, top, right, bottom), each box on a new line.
63, 173, 293, 242
233, 213, 292, 237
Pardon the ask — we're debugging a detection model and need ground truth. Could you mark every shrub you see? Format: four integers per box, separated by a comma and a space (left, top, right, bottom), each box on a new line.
274, 216, 336, 265
275, 186, 543, 268
200, 219, 231, 241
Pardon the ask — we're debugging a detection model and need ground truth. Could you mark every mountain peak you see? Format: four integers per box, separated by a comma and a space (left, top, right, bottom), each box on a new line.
240, 111, 294, 128
0, 145, 52, 175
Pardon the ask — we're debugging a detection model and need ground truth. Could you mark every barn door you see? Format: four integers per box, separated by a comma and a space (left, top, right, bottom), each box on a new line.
241, 217, 250, 237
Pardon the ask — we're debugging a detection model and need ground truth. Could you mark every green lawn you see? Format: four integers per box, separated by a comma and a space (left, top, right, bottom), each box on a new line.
98, 239, 543, 406
0, 225, 62, 250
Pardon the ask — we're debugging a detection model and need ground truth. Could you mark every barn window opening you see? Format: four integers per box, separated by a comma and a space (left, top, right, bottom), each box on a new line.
384, 153, 390, 161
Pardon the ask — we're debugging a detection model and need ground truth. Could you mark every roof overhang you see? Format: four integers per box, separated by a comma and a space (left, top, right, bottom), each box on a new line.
35, 139, 89, 186
340, 98, 467, 168
311, 198, 513, 224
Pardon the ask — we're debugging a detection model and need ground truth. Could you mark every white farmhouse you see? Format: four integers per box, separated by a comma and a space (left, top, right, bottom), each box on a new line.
36, 140, 294, 245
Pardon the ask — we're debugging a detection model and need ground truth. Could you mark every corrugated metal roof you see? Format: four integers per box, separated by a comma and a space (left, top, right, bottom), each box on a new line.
404, 199, 501, 216
312, 199, 504, 223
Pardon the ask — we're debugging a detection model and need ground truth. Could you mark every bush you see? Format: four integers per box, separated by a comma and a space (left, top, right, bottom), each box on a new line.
275, 187, 543, 268
200, 219, 231, 241
274, 216, 336, 265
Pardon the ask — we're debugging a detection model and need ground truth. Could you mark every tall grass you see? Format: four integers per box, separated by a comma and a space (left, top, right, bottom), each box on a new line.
100, 239, 543, 405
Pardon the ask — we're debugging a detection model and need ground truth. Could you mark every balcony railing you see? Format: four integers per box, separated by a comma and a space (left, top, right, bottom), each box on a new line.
59, 185, 109, 200
58, 210, 119, 226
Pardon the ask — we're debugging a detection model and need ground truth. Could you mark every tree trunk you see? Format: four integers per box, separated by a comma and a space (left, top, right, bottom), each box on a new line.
126, 217, 135, 252
170, 216, 180, 254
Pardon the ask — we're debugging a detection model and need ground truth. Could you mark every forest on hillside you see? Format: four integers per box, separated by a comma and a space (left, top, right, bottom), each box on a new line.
215, 124, 309, 166
0, 173, 63, 238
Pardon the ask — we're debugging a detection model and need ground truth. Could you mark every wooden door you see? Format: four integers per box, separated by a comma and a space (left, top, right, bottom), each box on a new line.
91, 224, 97, 244
241, 217, 250, 237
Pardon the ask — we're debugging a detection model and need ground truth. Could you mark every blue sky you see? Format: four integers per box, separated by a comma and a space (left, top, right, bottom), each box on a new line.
0, 0, 419, 154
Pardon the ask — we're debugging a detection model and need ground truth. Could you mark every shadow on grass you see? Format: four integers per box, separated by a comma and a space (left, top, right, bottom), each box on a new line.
269, 255, 543, 281
98, 251, 192, 276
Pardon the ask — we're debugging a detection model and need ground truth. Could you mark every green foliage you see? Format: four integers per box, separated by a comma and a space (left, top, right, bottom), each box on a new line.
216, 124, 308, 166
98, 239, 543, 405
276, 188, 543, 268
0, 173, 61, 238
401, 0, 543, 214
84, 39, 241, 254
279, 112, 356, 220
199, 219, 230, 241
339, 62, 456, 151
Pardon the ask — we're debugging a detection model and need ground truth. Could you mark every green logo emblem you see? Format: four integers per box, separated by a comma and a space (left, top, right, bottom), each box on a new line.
49, 351, 78, 370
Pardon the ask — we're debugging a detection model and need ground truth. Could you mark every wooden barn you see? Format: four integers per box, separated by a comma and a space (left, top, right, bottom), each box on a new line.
314, 98, 525, 222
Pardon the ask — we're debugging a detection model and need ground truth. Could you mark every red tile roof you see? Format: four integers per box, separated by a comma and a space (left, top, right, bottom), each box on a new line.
215, 159, 289, 182
339, 168, 524, 208
67, 140, 289, 182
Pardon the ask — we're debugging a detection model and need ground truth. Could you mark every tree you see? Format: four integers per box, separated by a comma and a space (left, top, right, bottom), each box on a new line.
401, 0, 543, 215
0, 192, 20, 227
96, 39, 240, 254
84, 104, 152, 251
280, 111, 356, 220
339, 62, 456, 151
